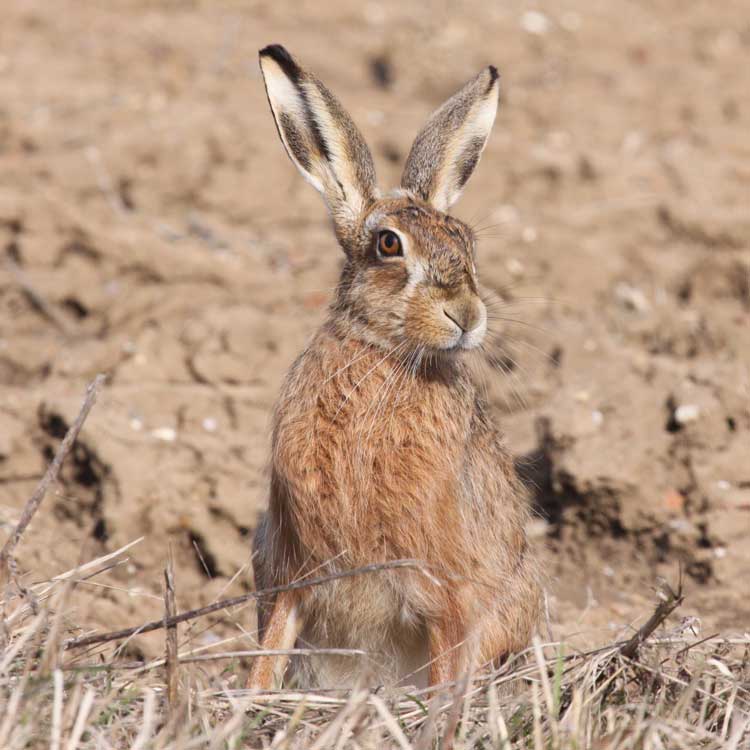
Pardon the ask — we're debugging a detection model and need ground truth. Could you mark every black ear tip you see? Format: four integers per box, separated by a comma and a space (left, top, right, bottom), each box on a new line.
487, 65, 499, 84
259, 43, 288, 60
259, 44, 301, 80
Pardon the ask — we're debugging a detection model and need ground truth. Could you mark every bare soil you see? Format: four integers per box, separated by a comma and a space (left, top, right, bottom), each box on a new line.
1, 0, 748, 662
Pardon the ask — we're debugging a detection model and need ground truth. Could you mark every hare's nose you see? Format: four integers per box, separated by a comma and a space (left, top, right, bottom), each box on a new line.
443, 300, 481, 333
443, 308, 466, 332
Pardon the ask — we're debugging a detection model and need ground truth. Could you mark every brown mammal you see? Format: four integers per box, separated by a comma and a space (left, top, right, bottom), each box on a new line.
250, 44, 542, 690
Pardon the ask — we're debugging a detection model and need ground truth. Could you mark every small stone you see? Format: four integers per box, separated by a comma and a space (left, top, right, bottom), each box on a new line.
591, 410, 604, 426
674, 404, 701, 425
506, 258, 524, 277
713, 547, 727, 559
521, 226, 538, 243
129, 417, 143, 432
202, 417, 218, 432
521, 10, 549, 35
615, 282, 650, 313
716, 480, 731, 491
151, 427, 177, 442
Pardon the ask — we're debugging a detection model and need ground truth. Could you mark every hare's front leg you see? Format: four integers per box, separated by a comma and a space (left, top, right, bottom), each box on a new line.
248, 590, 303, 690
427, 611, 467, 688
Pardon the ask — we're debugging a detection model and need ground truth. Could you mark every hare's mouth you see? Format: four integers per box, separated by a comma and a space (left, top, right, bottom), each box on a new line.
429, 330, 486, 356
458, 327, 486, 350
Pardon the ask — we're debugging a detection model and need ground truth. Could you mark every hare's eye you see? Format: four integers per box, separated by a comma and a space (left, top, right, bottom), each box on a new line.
377, 230, 402, 257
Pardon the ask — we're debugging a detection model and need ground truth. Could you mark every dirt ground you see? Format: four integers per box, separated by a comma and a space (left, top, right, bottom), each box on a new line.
1, 0, 748, 663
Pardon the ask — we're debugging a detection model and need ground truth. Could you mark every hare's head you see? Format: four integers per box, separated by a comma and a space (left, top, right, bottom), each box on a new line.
260, 45, 500, 355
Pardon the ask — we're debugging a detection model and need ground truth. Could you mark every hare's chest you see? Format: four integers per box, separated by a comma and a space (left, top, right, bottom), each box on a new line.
276, 410, 468, 563
333, 379, 467, 489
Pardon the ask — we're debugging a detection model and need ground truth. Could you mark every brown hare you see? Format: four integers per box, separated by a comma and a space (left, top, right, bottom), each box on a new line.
250, 44, 542, 691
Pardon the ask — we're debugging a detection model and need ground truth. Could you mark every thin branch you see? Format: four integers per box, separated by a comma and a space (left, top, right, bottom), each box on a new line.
619, 578, 684, 660
134, 648, 369, 672
163, 554, 178, 711
63, 558, 425, 651
0, 375, 106, 572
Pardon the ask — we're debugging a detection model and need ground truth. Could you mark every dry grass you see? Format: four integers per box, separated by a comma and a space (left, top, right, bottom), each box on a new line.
1, 544, 748, 749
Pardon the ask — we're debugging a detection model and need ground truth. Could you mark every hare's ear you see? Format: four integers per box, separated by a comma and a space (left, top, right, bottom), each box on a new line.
401, 66, 500, 212
259, 45, 377, 229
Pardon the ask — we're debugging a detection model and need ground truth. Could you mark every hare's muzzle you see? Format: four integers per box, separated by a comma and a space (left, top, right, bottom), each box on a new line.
441, 295, 487, 350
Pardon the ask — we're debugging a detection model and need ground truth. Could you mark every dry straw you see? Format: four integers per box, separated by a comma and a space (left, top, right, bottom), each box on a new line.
2, 541, 748, 748
0, 576, 750, 750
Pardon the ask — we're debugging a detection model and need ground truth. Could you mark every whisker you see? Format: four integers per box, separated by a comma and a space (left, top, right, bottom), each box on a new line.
371, 344, 416, 432
477, 343, 528, 412
472, 223, 515, 237
465, 208, 493, 231
350, 342, 414, 482
483, 295, 558, 308
486, 331, 559, 367
484, 315, 552, 336
332, 341, 407, 423
321, 345, 375, 387
479, 280, 552, 301
355, 353, 403, 458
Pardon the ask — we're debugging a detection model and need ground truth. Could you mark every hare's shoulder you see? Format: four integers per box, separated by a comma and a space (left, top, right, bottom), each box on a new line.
462, 394, 534, 530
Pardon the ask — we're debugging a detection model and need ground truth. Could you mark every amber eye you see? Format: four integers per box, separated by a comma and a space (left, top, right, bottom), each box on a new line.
377, 230, 402, 257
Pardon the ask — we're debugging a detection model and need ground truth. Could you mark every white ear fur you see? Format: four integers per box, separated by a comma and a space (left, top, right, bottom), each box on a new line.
259, 45, 377, 224
401, 66, 500, 212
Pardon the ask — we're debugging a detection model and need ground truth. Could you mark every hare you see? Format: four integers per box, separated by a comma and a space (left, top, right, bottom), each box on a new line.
249, 44, 542, 691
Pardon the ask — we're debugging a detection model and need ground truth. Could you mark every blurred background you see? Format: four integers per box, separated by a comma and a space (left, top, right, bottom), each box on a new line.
0, 0, 748, 659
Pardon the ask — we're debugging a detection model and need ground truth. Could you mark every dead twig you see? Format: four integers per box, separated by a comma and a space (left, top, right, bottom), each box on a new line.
0, 375, 106, 576
163, 553, 178, 712
619, 577, 684, 660
60, 648, 370, 674
64, 558, 425, 651
5, 555, 38, 614
135, 647, 370, 671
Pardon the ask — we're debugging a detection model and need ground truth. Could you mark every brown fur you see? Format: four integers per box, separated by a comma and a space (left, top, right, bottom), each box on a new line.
251, 45, 542, 690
